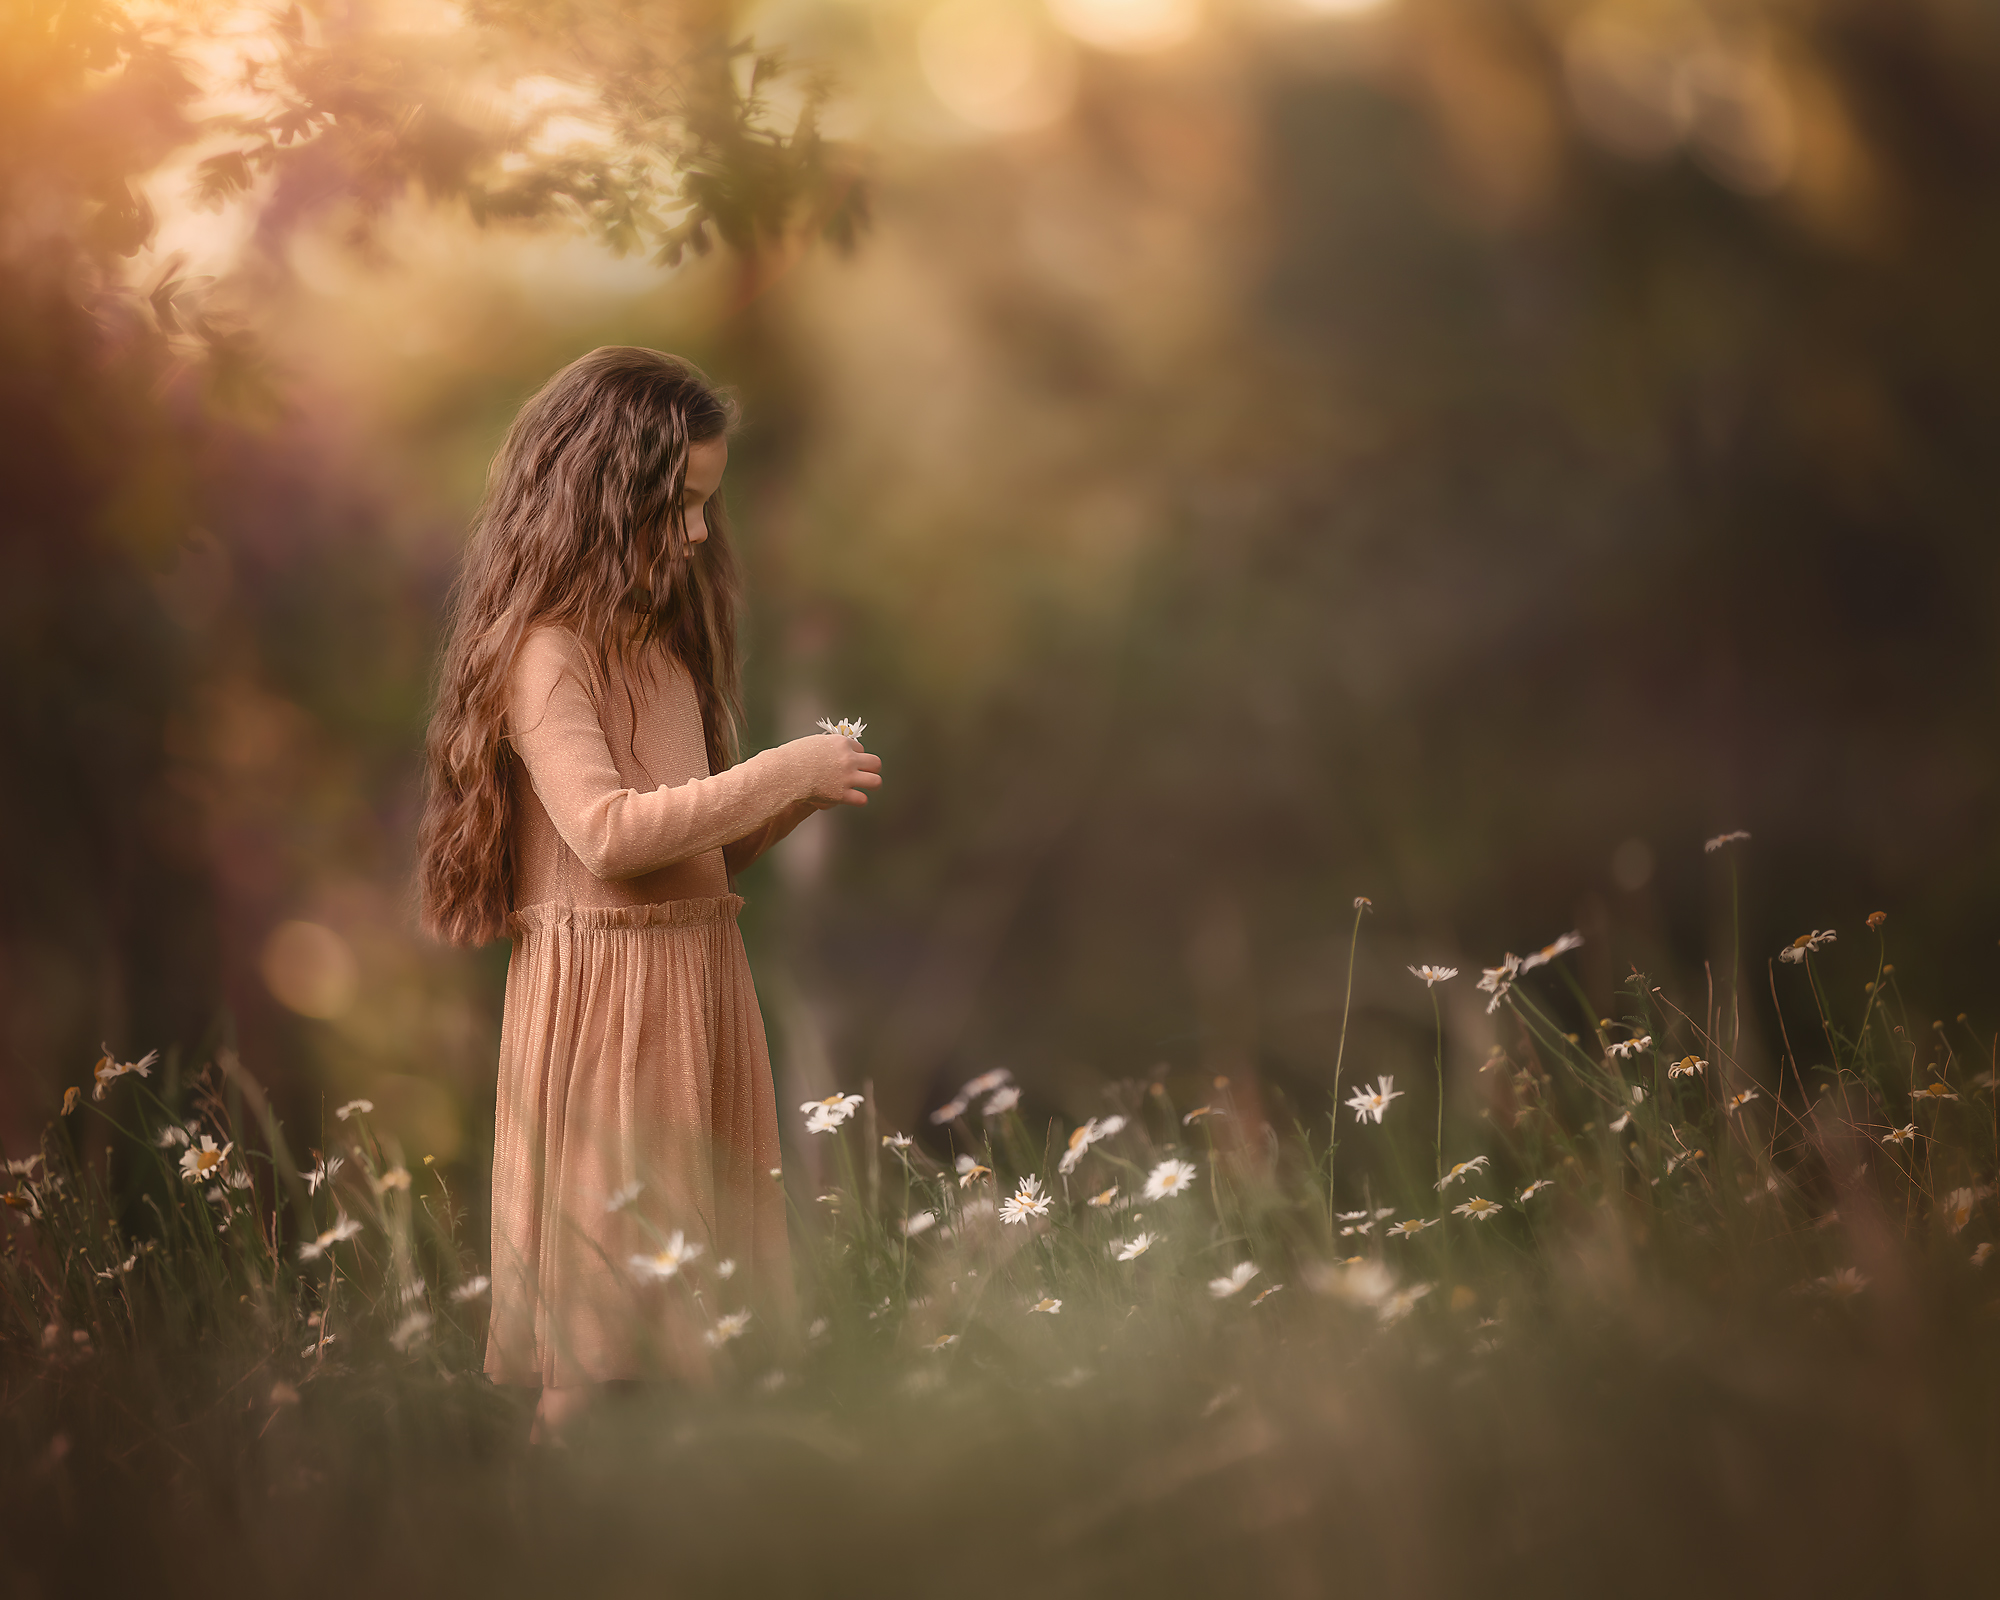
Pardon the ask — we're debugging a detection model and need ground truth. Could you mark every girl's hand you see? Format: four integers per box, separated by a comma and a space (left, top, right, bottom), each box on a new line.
800, 732, 882, 808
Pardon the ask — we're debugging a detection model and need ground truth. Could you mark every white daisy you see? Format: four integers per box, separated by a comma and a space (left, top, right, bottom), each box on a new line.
1345, 1075, 1403, 1125
1249, 1285, 1283, 1307
1387, 1217, 1437, 1238
1942, 1188, 1977, 1234
982, 1085, 1021, 1116
1518, 932, 1583, 971
1605, 1035, 1652, 1061
704, 1311, 752, 1347
1881, 1124, 1918, 1147
305, 1155, 344, 1195
1115, 1232, 1158, 1261
1379, 1283, 1433, 1324
92, 1045, 158, 1100
1912, 1081, 1960, 1105
629, 1230, 705, 1281
929, 1095, 971, 1125
450, 1275, 491, 1302
1027, 1296, 1062, 1315
1668, 1056, 1706, 1078
1477, 955, 1521, 1014
998, 1175, 1052, 1226
901, 1211, 936, 1238
1208, 1261, 1260, 1299
1519, 1179, 1554, 1201
1816, 1267, 1868, 1298
178, 1135, 232, 1185
1777, 929, 1836, 964
389, 1311, 431, 1351
374, 1167, 411, 1194
1704, 831, 1751, 853
155, 1126, 191, 1149
1086, 1185, 1120, 1208
816, 716, 867, 739
1452, 1196, 1503, 1222
595, 1180, 640, 1213
1727, 1089, 1761, 1114
1408, 965, 1459, 986
924, 1333, 957, 1352
297, 1213, 363, 1261
333, 1099, 373, 1121
1435, 1156, 1490, 1191
1142, 1159, 1198, 1201
801, 1092, 864, 1131
882, 1132, 913, 1151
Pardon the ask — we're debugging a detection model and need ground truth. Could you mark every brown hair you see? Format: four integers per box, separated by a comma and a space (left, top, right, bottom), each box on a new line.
417, 347, 742, 946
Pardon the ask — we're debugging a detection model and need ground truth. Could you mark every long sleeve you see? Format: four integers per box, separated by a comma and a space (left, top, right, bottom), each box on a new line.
723, 799, 819, 880
507, 629, 824, 883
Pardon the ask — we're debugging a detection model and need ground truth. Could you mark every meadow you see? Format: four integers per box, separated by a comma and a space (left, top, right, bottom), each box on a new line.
4, 853, 1996, 1599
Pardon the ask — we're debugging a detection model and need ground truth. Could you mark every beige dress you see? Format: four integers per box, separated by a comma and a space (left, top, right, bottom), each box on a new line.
485, 624, 822, 1387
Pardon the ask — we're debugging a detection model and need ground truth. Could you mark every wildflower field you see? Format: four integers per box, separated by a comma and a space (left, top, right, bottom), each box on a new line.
6, 859, 1998, 1598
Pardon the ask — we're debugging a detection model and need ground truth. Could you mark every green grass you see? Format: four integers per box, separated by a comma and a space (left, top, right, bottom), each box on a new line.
4, 898, 1998, 1598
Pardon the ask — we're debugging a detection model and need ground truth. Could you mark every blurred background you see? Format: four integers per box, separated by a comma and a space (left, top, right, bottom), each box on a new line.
4, 0, 1997, 1187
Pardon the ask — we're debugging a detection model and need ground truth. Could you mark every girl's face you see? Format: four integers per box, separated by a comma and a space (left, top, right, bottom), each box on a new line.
680, 435, 728, 545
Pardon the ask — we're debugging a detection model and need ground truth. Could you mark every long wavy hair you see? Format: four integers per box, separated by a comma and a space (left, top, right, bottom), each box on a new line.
418, 347, 742, 946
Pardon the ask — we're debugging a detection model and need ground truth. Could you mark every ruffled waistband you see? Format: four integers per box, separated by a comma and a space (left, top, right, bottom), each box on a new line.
508, 895, 745, 935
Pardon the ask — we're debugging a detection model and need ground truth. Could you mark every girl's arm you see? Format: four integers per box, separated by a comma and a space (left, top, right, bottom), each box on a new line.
722, 799, 821, 879
508, 629, 867, 882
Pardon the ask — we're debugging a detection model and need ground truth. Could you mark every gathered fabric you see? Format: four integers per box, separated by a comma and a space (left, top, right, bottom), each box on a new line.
485, 625, 813, 1387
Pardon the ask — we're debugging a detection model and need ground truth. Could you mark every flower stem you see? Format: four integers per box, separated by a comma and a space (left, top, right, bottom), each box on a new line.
1328, 899, 1367, 1235
1431, 987, 1445, 1188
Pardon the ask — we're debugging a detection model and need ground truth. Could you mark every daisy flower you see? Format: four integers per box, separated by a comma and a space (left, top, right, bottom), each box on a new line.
1704, 831, 1751, 853
389, 1311, 432, 1352
1881, 1124, 1918, 1147
998, 1176, 1053, 1226
929, 1094, 971, 1125
1249, 1285, 1283, 1307
1346, 1075, 1403, 1124
1518, 931, 1584, 972
1974, 1244, 1992, 1268
91, 1045, 157, 1100
178, 1136, 232, 1185
1519, 1179, 1554, 1201
1477, 956, 1521, 1014
629, 1230, 705, 1282
1408, 965, 1459, 986
901, 1211, 937, 1238
1452, 1196, 1504, 1222
1142, 1159, 1198, 1201
956, 1159, 992, 1188
1435, 1156, 1490, 1191
1115, 1232, 1158, 1261
305, 1155, 343, 1195
982, 1086, 1021, 1115
1379, 1283, 1433, 1324
3, 1154, 42, 1177
882, 1132, 913, 1151
801, 1092, 864, 1131
1086, 1185, 1120, 1208
716, 1259, 737, 1280
704, 1311, 751, 1347
1605, 1035, 1652, 1061
374, 1167, 411, 1194
1339, 1220, 1377, 1237
334, 1099, 373, 1121
1912, 1081, 1959, 1104
960, 1068, 1012, 1099
154, 1126, 191, 1149
1816, 1267, 1868, 1299
1942, 1188, 1976, 1234
1027, 1297, 1062, 1315
1209, 1262, 1260, 1299
1668, 1056, 1706, 1078
924, 1333, 957, 1352
450, 1275, 491, 1302
1777, 929, 1836, 964
297, 1213, 363, 1261
604, 1181, 643, 1213
1726, 1089, 1761, 1114
1335, 1208, 1396, 1221
816, 716, 867, 738
1387, 1217, 1437, 1238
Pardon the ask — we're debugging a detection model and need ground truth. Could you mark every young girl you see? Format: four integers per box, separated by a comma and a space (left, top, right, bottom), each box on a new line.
417, 347, 880, 1436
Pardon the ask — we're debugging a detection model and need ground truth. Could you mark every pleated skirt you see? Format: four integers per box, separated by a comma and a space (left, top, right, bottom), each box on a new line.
485, 894, 792, 1387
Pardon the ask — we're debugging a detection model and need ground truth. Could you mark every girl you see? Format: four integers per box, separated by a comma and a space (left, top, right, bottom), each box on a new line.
417, 348, 880, 1437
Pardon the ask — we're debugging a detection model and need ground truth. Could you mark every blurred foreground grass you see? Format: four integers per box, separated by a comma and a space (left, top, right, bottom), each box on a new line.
4, 886, 1997, 1598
